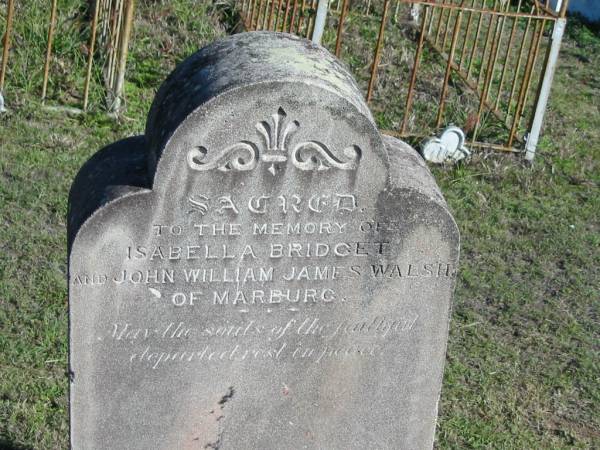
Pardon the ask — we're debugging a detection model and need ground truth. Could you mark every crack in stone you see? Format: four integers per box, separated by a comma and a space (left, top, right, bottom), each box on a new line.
203, 386, 235, 449
218, 386, 235, 406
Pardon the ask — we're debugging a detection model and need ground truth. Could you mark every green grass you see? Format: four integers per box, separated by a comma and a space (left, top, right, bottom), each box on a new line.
1, 1, 599, 449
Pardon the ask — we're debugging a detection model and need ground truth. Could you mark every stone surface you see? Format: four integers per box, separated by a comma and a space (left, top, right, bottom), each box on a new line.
68, 32, 459, 450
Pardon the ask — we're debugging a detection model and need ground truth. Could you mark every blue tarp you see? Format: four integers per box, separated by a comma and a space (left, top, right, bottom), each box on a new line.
548, 0, 600, 22
570, 0, 600, 22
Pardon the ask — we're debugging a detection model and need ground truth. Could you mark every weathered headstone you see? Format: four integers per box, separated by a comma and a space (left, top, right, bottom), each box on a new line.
68, 32, 459, 449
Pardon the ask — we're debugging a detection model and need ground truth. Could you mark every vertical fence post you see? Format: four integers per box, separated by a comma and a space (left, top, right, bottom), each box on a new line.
436, 9, 463, 128
111, 0, 135, 113
476, 5, 496, 89
335, 0, 349, 56
276, 0, 285, 31
524, 17, 565, 161
306, 0, 317, 38
42, 0, 58, 101
467, 0, 486, 79
0, 0, 15, 92
506, 6, 533, 125
459, 0, 478, 71
107, 0, 124, 95
508, 18, 544, 147
401, 5, 430, 135
282, 0, 292, 32
471, 13, 500, 142
290, 0, 300, 32
297, 0, 307, 33
495, 0, 522, 110
83, 0, 101, 111
366, 0, 390, 104
311, 0, 329, 44
256, 0, 266, 30
268, 0, 278, 29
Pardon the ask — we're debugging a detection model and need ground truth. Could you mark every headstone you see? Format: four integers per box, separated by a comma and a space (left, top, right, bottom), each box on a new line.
68, 32, 459, 449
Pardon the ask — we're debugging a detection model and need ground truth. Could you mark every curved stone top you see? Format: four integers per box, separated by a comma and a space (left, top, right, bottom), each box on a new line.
68, 32, 456, 252
145, 32, 372, 165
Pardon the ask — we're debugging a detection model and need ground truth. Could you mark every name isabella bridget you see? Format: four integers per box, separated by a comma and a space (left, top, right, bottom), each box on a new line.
126, 241, 390, 260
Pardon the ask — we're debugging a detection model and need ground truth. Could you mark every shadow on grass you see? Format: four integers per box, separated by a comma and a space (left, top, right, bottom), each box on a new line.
0, 439, 34, 450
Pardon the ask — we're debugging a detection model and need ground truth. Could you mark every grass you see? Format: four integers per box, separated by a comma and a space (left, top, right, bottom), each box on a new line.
1, 1, 599, 449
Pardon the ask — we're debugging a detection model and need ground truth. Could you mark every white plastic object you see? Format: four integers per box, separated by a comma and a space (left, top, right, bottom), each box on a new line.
421, 126, 471, 164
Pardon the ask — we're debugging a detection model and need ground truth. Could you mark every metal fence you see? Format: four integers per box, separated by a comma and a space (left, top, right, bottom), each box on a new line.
240, 0, 569, 160
91, 0, 136, 111
0, 0, 135, 112
0, 0, 15, 95
1, 0, 568, 159
240, 0, 320, 36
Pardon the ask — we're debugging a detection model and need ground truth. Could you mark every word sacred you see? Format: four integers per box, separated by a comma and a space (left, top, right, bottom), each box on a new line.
188, 192, 358, 216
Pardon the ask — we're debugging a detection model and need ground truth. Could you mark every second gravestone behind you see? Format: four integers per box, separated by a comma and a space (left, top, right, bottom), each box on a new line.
69, 32, 459, 449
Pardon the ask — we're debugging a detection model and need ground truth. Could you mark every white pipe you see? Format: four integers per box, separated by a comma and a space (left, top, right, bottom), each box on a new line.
553, 0, 563, 13
312, 0, 329, 44
525, 18, 566, 161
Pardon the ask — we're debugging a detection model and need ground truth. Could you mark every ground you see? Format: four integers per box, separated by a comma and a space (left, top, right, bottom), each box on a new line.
0, 1, 598, 449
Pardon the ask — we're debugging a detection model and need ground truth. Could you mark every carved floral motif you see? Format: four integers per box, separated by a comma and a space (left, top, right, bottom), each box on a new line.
187, 107, 362, 175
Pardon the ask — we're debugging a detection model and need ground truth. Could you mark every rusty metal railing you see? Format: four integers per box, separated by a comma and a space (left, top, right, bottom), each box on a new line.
1, 0, 568, 155
0, 0, 135, 113
81, 0, 136, 111
239, 0, 569, 159
0, 0, 15, 94
241, 0, 319, 37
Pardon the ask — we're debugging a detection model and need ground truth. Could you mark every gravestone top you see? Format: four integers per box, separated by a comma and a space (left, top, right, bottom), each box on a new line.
68, 31, 459, 450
